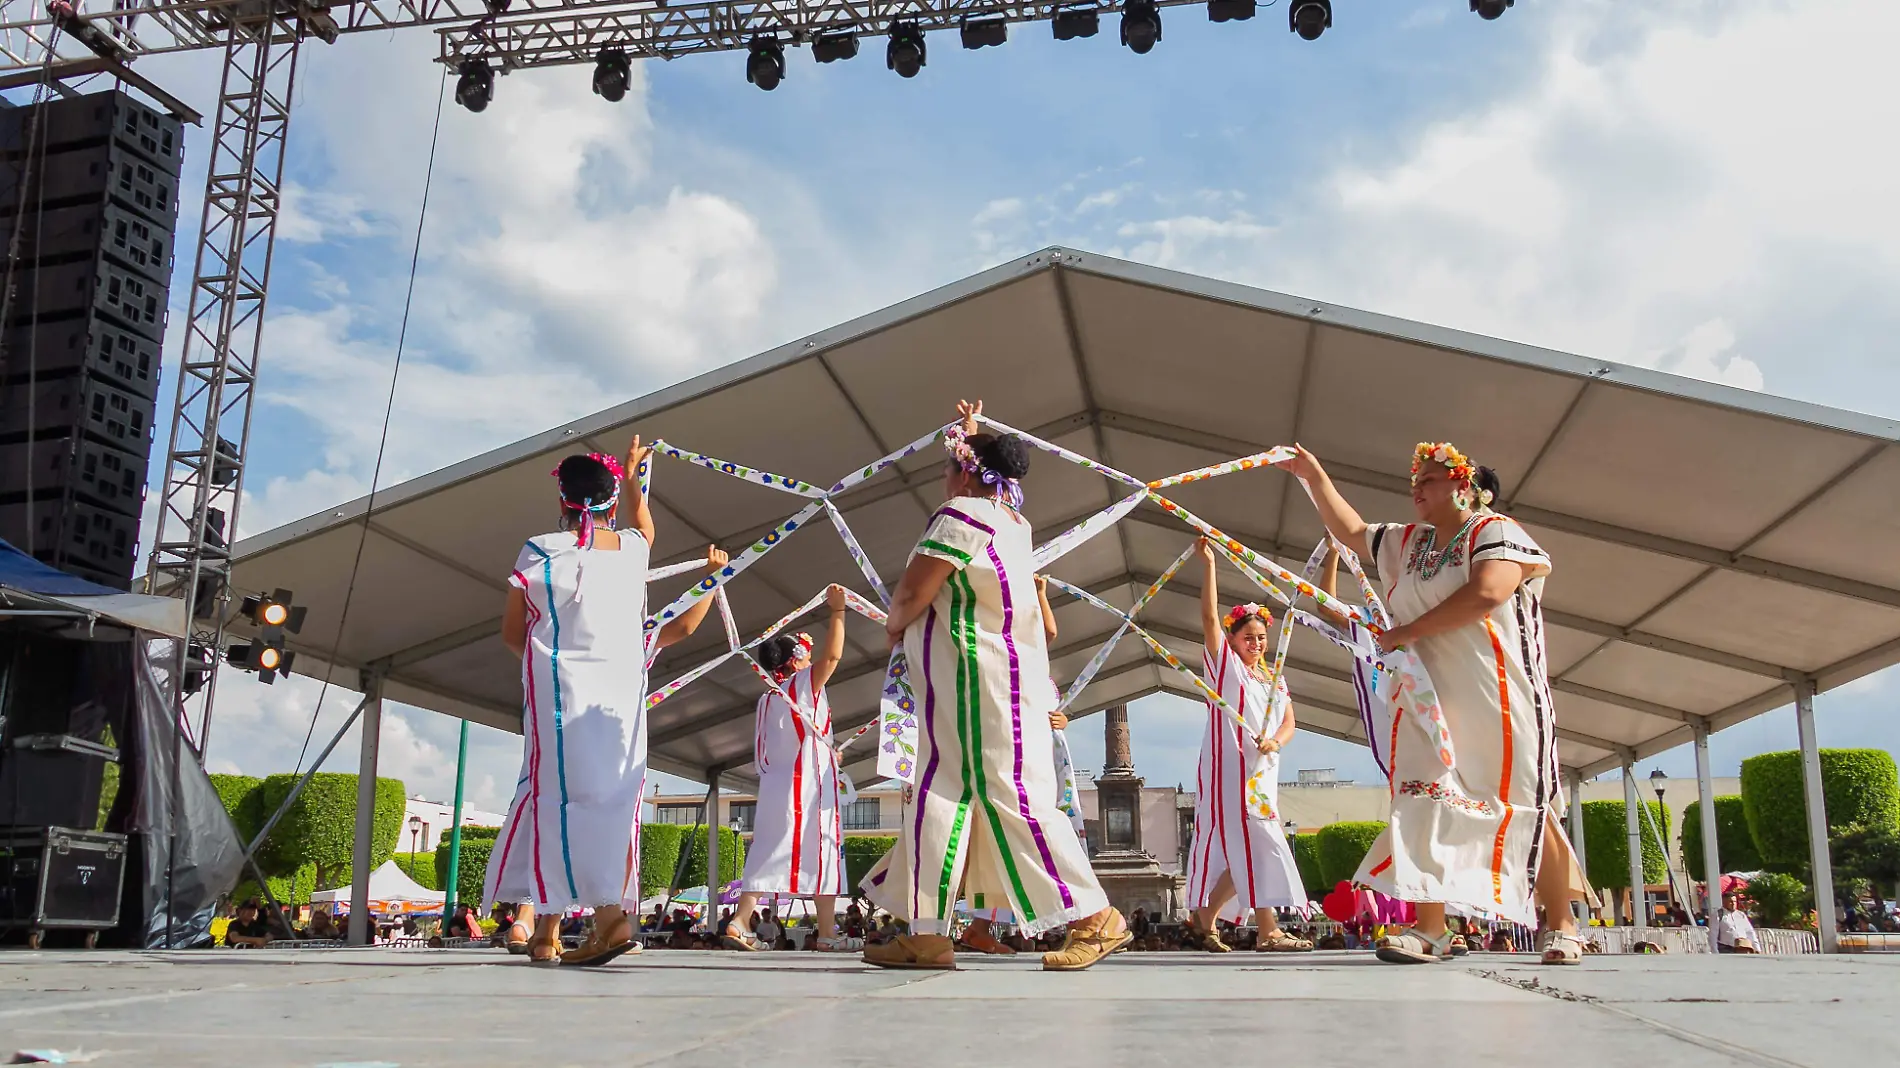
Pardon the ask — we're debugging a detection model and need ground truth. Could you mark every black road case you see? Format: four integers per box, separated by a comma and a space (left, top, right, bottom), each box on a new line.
0, 825, 127, 948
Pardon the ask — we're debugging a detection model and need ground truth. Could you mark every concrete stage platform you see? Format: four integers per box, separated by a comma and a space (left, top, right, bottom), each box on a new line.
2, 948, 1893, 1067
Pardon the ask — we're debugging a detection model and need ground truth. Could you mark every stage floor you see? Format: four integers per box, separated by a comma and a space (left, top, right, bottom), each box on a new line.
1, 947, 1892, 1066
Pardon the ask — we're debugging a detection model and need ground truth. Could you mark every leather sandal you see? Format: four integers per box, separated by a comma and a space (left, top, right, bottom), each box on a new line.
862, 934, 957, 970
721, 923, 764, 952
1043, 909, 1131, 972
1194, 925, 1233, 953
504, 922, 532, 955
562, 917, 636, 968
527, 934, 561, 965
956, 928, 1018, 956
1374, 927, 1455, 964
1256, 929, 1314, 953
1538, 930, 1584, 966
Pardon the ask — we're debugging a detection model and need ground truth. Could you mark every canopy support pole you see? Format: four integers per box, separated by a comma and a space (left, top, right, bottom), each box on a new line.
1795, 678, 1838, 953
704, 770, 721, 920
348, 676, 384, 945
1694, 723, 1722, 952
1567, 773, 1589, 921
1623, 761, 1645, 933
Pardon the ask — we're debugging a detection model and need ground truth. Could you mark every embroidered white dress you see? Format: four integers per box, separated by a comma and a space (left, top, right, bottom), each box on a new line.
741, 668, 847, 897
486, 529, 651, 912
862, 496, 1108, 936
1352, 514, 1584, 927
1185, 640, 1307, 917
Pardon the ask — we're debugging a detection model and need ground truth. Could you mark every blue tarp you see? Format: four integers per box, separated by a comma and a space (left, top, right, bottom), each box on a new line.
0, 537, 128, 598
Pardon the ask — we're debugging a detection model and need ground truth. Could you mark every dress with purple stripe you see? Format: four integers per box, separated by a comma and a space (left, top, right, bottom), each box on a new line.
859, 496, 1107, 937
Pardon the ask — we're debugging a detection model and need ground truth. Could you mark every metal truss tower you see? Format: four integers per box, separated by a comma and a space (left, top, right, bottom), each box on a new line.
145, 15, 299, 755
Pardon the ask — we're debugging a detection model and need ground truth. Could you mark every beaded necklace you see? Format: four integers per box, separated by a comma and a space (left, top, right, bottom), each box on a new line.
1407, 513, 1483, 581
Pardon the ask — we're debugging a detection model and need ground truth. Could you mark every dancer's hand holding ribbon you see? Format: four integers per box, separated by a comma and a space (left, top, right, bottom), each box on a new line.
1268, 443, 1323, 481
825, 583, 847, 614
956, 398, 983, 436
703, 545, 730, 572
1257, 735, 1282, 756
1376, 624, 1416, 655
1050, 710, 1069, 730
626, 434, 654, 476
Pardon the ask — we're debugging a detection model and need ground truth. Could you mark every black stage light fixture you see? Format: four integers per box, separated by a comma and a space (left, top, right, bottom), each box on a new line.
960, 16, 1007, 49
1207, 0, 1256, 23
484, 0, 511, 12
1120, 0, 1161, 53
1289, 0, 1330, 39
1053, 6, 1100, 40
181, 642, 214, 697
886, 23, 926, 78
746, 37, 786, 90
592, 47, 631, 101
455, 59, 494, 113
812, 30, 860, 63
230, 588, 304, 685
1471, 0, 1512, 19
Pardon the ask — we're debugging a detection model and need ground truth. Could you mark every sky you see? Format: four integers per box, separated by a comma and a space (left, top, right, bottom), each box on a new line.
18, 0, 1896, 811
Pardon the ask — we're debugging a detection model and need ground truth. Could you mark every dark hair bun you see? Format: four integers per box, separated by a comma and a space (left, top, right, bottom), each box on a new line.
1472, 465, 1504, 504
969, 433, 1031, 481
757, 635, 799, 673
557, 454, 618, 507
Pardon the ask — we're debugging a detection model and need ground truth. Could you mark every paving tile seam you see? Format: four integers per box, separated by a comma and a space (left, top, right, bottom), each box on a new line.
1472, 970, 1813, 1068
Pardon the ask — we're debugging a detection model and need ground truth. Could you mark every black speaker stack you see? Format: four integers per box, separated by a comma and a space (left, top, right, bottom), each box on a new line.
0, 89, 185, 590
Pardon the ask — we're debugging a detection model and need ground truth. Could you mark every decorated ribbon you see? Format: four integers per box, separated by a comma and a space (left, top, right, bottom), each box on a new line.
825, 499, 891, 607
974, 414, 1149, 493
1149, 493, 1366, 624
645, 558, 709, 582
1052, 729, 1083, 832
875, 648, 918, 783
645, 500, 825, 633
716, 586, 742, 652
826, 423, 946, 498
1032, 489, 1146, 569
649, 440, 826, 498
1055, 542, 1197, 712
1146, 447, 1297, 491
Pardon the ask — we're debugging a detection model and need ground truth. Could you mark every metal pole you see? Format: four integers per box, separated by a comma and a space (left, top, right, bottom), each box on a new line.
1795, 678, 1838, 953
444, 719, 470, 912
241, 694, 371, 864
1694, 723, 1722, 953
347, 678, 383, 945
703, 772, 721, 926
1567, 772, 1589, 920
1623, 761, 1646, 932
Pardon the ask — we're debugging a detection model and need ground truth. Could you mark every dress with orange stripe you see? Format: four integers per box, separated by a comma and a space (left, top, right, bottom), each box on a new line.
1349, 514, 1581, 927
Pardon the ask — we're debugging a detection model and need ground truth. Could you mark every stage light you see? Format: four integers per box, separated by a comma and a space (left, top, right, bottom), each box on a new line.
812, 30, 859, 63
592, 47, 631, 101
886, 23, 926, 78
1207, 0, 1256, 23
1120, 1, 1160, 53
1289, 0, 1330, 39
960, 16, 1007, 49
455, 59, 494, 113
484, 0, 510, 12
1053, 6, 1099, 40
1471, 0, 1512, 19
240, 589, 305, 636
746, 37, 785, 90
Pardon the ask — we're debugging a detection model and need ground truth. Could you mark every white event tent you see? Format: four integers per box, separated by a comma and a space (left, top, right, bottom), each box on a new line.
227, 248, 1900, 952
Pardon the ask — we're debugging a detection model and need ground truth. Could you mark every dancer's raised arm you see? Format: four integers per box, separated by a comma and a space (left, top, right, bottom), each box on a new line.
812, 584, 848, 691
1197, 537, 1223, 653
1272, 445, 1370, 562
655, 546, 729, 650
1035, 574, 1059, 645
621, 435, 656, 548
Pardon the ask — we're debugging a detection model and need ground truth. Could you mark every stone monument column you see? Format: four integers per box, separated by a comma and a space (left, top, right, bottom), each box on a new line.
1085, 704, 1181, 920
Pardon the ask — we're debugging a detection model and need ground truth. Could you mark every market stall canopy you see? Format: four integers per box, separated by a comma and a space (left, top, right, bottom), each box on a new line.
0, 539, 188, 637
227, 248, 1900, 785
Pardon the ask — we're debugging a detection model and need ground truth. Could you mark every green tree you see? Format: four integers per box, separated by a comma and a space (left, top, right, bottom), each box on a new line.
394, 852, 441, 891
1832, 823, 1900, 914
1581, 799, 1670, 890
248, 773, 406, 891
1315, 821, 1386, 888
639, 823, 688, 900
1290, 833, 1324, 899
1740, 749, 1900, 871
1741, 871, 1810, 929
429, 838, 494, 908
1681, 795, 1763, 882
234, 863, 317, 910
844, 835, 896, 891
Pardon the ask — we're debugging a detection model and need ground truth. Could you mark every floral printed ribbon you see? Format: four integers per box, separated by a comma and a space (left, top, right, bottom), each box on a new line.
825, 499, 891, 607
1032, 489, 1147, 570
649, 440, 827, 498
1144, 447, 1297, 490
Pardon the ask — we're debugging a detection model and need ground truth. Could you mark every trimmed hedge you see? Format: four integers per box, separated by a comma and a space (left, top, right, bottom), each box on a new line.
431, 837, 494, 907
1681, 796, 1762, 882
1315, 821, 1386, 888
1740, 749, 1900, 870
394, 852, 441, 891
1581, 799, 1670, 889
248, 773, 406, 890
633, 823, 746, 900
235, 862, 316, 909
844, 835, 896, 892
1290, 833, 1324, 899
459, 824, 501, 842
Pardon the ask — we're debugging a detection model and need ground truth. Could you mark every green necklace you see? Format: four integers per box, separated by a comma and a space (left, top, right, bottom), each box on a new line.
1408, 513, 1483, 581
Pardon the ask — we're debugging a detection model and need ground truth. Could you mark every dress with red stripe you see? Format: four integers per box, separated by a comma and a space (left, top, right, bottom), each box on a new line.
740, 668, 846, 897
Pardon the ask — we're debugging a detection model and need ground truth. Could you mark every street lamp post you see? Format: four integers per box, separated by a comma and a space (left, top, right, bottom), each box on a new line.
1648, 769, 1680, 922
407, 814, 423, 873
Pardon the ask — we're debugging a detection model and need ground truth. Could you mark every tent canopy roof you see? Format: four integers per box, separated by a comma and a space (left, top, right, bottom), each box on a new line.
230, 248, 1900, 784
308, 859, 443, 904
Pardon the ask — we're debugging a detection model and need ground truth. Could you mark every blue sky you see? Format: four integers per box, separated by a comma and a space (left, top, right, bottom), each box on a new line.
21, 0, 1892, 810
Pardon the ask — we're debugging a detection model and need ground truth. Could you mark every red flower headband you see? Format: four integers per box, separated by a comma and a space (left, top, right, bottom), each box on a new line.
770, 633, 816, 679
1226, 603, 1274, 629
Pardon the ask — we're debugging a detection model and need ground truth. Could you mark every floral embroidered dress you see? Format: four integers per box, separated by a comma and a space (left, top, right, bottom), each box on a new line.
860, 496, 1108, 937
741, 668, 847, 897
487, 528, 652, 913
1353, 514, 1586, 927
1185, 640, 1307, 918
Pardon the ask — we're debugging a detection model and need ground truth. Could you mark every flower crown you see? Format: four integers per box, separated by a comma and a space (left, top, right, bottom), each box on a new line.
550, 452, 627, 508
943, 424, 981, 475
1411, 442, 1474, 483
770, 632, 816, 679
1226, 603, 1274, 629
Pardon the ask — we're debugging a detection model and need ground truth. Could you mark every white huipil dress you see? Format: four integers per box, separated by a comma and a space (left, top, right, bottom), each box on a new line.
861, 497, 1109, 937
486, 529, 652, 912
1184, 640, 1307, 918
1352, 514, 1588, 927
740, 668, 847, 897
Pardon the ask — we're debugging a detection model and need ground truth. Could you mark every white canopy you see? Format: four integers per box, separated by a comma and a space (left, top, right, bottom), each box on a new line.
309, 859, 444, 906
227, 247, 1900, 786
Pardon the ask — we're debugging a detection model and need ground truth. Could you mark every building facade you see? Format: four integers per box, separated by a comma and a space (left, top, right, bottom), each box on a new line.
401, 795, 507, 853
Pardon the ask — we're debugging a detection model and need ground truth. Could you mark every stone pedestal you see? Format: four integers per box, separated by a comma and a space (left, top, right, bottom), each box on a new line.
1089, 706, 1184, 921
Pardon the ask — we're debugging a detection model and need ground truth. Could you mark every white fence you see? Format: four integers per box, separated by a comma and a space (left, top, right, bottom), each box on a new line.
1581, 926, 1818, 955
